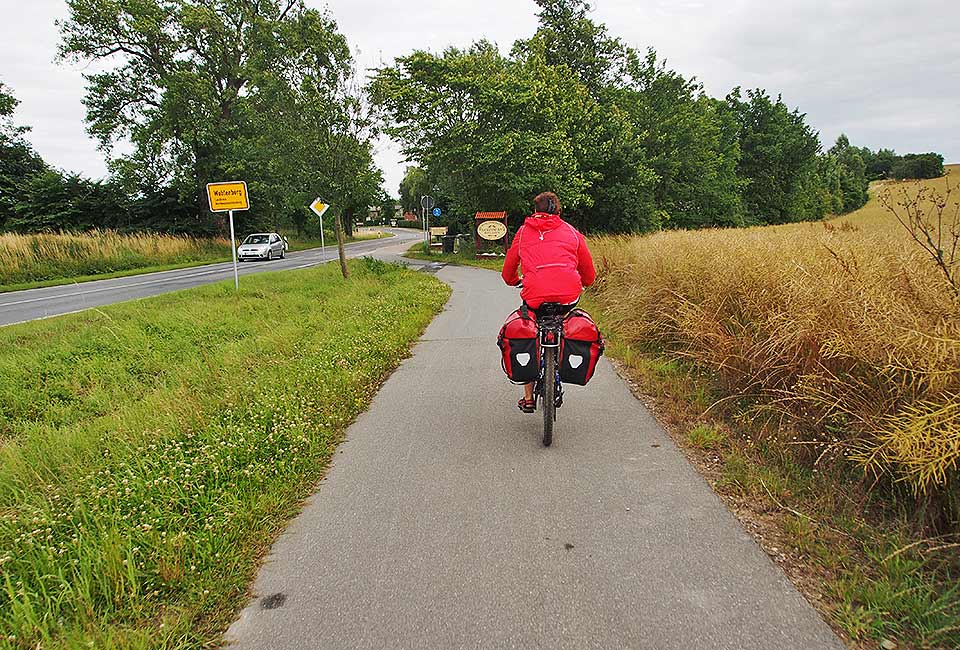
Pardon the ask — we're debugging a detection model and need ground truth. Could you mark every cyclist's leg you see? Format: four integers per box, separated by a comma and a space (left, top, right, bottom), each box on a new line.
518, 382, 536, 413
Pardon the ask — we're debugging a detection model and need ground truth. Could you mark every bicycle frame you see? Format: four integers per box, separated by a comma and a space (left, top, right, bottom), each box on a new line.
534, 315, 563, 403
532, 304, 568, 446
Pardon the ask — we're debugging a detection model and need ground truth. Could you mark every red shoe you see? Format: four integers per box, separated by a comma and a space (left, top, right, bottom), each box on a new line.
517, 397, 536, 413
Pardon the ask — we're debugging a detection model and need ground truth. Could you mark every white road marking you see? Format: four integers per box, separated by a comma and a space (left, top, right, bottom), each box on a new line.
0, 231, 414, 313
3, 307, 100, 327
0, 265, 233, 307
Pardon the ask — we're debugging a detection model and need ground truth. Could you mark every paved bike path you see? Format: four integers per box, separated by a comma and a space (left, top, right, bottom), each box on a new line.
225, 264, 842, 650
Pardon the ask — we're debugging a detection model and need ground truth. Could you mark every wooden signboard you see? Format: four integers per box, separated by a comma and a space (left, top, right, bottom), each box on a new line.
474, 211, 507, 258
429, 226, 448, 249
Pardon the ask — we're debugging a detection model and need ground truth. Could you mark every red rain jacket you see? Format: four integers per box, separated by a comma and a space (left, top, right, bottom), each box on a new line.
501, 212, 596, 309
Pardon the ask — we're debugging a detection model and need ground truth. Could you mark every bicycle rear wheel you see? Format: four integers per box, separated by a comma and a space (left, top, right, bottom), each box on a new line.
542, 348, 555, 447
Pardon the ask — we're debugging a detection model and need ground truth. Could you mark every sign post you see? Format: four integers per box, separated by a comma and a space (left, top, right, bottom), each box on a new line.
206, 181, 250, 290
310, 198, 330, 261
420, 195, 435, 243
228, 211, 238, 288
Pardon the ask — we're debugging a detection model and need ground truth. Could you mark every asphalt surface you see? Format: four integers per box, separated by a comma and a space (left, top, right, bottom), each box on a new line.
224, 260, 843, 649
0, 229, 420, 327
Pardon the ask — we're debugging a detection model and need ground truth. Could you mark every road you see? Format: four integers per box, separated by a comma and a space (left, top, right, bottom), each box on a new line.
0, 229, 421, 327
225, 262, 843, 649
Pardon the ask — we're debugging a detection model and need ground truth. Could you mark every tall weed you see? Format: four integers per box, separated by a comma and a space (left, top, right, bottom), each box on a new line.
0, 230, 230, 286
590, 167, 960, 525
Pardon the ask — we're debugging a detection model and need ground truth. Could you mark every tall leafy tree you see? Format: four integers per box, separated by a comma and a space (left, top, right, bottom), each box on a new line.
614, 51, 743, 228
891, 153, 944, 180
512, 2, 742, 231
512, 4, 662, 232
829, 134, 868, 212
10, 171, 130, 233
860, 146, 898, 180
516, 0, 626, 97
58, 0, 372, 234
399, 166, 430, 217
723, 88, 823, 224
815, 153, 844, 215
371, 40, 599, 225
0, 82, 46, 230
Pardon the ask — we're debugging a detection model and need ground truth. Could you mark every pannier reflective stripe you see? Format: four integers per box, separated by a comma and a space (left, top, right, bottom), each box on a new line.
497, 308, 540, 383
559, 309, 604, 385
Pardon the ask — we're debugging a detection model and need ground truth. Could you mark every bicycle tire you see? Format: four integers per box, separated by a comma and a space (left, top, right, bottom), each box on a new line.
542, 348, 555, 447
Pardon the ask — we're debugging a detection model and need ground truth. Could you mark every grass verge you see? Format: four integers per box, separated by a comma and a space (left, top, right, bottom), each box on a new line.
403, 241, 505, 272
0, 231, 230, 290
0, 231, 393, 294
0, 257, 450, 648
0, 259, 236, 294
288, 230, 394, 253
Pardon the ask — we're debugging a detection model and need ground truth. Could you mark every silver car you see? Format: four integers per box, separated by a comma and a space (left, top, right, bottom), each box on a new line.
238, 232, 287, 261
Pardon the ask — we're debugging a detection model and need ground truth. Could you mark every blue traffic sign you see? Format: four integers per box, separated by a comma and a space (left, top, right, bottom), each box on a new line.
432, 207, 442, 217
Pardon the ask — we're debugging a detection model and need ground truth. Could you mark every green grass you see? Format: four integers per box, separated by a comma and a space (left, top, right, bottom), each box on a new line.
686, 424, 725, 449
289, 230, 394, 252
712, 438, 960, 648
831, 543, 960, 648
404, 241, 505, 272
0, 258, 450, 648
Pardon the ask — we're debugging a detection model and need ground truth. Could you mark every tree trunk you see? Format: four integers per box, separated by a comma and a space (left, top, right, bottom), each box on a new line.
334, 211, 349, 279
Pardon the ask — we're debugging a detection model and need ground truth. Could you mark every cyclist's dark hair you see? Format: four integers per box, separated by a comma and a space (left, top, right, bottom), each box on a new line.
534, 192, 561, 215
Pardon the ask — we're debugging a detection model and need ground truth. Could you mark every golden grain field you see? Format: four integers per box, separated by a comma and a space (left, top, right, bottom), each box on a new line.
590, 166, 959, 500
0, 230, 231, 287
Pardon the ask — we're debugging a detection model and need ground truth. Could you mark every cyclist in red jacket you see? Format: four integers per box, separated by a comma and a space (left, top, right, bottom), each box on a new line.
502, 191, 596, 413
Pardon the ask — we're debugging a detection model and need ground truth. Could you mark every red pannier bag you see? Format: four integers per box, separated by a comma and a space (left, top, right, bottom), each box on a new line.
560, 309, 604, 385
497, 307, 540, 384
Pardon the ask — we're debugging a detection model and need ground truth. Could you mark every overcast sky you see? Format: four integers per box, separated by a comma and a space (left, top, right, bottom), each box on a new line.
2, 0, 958, 197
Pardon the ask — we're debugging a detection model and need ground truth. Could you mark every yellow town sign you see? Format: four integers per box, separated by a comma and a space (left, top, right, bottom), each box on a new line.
206, 181, 250, 212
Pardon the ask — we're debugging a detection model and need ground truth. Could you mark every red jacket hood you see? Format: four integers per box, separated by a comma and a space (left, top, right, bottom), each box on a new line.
502, 211, 596, 307
524, 212, 563, 232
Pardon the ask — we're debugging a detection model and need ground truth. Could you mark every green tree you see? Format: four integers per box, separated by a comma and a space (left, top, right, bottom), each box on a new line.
59, 0, 368, 235
612, 52, 743, 228
515, 0, 626, 97
829, 134, 868, 212
371, 40, 599, 224
815, 153, 844, 215
511, 5, 659, 232
891, 153, 944, 180
9, 171, 130, 232
379, 194, 397, 225
723, 88, 824, 224
399, 166, 430, 217
0, 82, 46, 230
860, 146, 898, 180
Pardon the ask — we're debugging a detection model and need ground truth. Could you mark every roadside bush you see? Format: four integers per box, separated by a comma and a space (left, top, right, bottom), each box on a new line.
7, 171, 130, 232
891, 153, 944, 180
